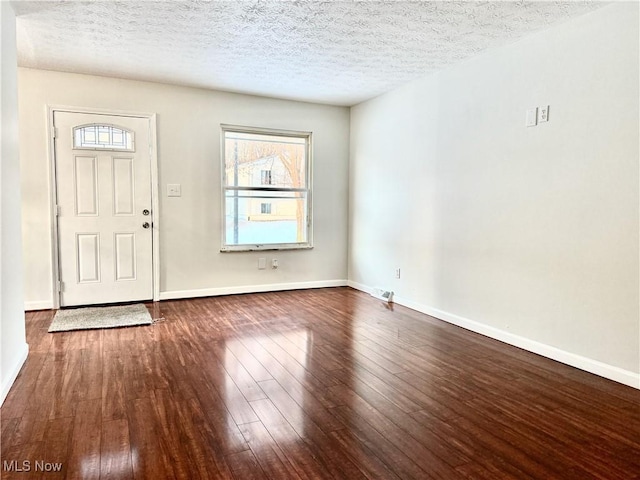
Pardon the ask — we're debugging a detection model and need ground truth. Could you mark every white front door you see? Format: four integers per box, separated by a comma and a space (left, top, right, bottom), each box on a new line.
54, 111, 154, 307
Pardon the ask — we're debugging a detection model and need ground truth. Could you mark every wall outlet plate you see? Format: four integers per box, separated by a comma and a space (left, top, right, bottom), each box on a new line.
167, 184, 181, 197
526, 108, 538, 127
538, 105, 549, 123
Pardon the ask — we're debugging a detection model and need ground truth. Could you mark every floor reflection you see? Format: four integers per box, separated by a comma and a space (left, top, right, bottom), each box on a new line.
223, 329, 312, 442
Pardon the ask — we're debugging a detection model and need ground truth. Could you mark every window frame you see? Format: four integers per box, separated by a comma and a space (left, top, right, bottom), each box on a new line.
220, 124, 313, 252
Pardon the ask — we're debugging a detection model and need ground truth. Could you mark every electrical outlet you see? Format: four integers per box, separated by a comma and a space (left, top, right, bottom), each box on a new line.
272, 259, 279, 269
395, 268, 401, 279
538, 105, 549, 123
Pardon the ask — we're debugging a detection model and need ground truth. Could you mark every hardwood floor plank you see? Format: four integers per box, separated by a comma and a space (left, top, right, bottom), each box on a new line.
211, 341, 267, 403
240, 336, 338, 410
0, 416, 20, 449
41, 417, 74, 479
464, 395, 638, 479
127, 397, 176, 479
101, 353, 127, 421
185, 367, 250, 455
225, 337, 274, 382
330, 405, 431, 480
269, 331, 342, 386
258, 377, 343, 434
100, 419, 133, 480
2, 288, 638, 479
151, 388, 223, 479
249, 398, 333, 480
239, 421, 302, 480
327, 381, 462, 478
226, 449, 267, 480
257, 379, 367, 479
66, 399, 102, 480
197, 346, 260, 426
78, 346, 103, 401
0, 353, 47, 420
9, 407, 48, 448
181, 396, 238, 478
329, 427, 404, 480
121, 345, 155, 401
330, 366, 423, 414
0, 441, 45, 480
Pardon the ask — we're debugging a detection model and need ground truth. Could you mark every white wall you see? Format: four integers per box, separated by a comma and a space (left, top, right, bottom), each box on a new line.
1, 2, 28, 405
19, 70, 349, 307
349, 3, 639, 386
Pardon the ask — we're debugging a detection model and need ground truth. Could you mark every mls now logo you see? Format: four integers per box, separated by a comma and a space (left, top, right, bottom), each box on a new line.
3, 460, 63, 472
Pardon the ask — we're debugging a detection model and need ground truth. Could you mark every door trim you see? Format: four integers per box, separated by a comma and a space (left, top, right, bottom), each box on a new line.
47, 105, 160, 309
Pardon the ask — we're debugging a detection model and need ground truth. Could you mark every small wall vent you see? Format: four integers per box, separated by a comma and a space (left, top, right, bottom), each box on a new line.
371, 288, 394, 303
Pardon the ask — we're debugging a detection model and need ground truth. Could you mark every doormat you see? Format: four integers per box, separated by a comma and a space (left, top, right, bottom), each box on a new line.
48, 304, 152, 332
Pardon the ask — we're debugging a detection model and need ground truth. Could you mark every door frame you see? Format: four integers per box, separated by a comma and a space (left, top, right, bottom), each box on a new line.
46, 105, 160, 309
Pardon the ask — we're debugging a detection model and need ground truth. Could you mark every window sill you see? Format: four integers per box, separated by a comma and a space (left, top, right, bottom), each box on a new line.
220, 244, 313, 252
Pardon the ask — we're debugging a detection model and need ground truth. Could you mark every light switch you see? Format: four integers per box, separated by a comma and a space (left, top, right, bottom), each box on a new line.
538, 105, 549, 123
526, 108, 538, 127
167, 184, 181, 197
258, 258, 266, 270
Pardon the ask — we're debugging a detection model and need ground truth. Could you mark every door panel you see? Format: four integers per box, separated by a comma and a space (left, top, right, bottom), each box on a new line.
112, 157, 135, 215
114, 233, 136, 281
76, 233, 101, 283
74, 155, 99, 215
55, 111, 153, 307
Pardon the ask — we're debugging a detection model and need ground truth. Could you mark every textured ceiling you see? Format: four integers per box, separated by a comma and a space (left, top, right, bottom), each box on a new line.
13, 1, 606, 106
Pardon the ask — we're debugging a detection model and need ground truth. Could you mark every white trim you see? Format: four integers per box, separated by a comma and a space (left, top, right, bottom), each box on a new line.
159, 279, 347, 301
47, 104, 157, 119
46, 106, 60, 309
148, 114, 160, 302
25, 300, 53, 311
347, 281, 640, 389
347, 280, 375, 295
46, 105, 160, 306
1, 343, 29, 407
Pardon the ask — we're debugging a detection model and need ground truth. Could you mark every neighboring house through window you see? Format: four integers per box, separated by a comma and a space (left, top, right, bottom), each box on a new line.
221, 125, 312, 251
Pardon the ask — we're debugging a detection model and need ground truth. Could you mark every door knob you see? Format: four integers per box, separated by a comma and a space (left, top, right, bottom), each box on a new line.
143, 209, 150, 216
142, 222, 150, 229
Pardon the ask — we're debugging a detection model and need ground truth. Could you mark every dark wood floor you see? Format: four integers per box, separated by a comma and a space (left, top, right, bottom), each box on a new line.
1, 287, 639, 479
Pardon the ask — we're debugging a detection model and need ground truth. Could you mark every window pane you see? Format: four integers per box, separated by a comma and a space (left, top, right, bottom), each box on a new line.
73, 124, 134, 151
224, 131, 306, 188
224, 191, 308, 245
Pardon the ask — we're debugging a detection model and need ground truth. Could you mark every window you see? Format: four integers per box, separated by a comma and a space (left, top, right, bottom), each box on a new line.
260, 203, 272, 214
221, 125, 312, 251
73, 124, 134, 151
260, 170, 272, 185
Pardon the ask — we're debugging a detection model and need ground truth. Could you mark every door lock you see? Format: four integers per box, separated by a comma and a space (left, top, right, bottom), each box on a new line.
143, 209, 150, 216
142, 222, 150, 229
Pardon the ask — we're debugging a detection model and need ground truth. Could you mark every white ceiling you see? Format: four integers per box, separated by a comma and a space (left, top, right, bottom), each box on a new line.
13, 1, 606, 106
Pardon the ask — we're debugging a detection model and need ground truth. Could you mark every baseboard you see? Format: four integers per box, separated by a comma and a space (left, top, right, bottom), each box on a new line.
1, 342, 29, 406
25, 300, 53, 311
159, 279, 348, 301
347, 281, 639, 389
347, 280, 375, 295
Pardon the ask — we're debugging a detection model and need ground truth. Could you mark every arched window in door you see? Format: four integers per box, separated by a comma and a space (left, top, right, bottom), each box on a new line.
73, 124, 135, 151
